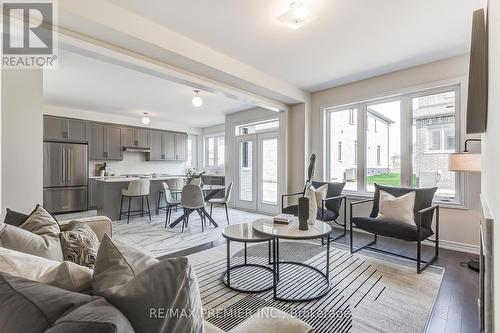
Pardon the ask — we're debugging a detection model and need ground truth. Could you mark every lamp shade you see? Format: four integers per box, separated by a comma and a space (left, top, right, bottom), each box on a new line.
448, 153, 481, 172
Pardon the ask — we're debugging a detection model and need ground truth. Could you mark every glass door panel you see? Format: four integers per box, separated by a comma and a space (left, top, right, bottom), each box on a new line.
258, 133, 279, 214
235, 135, 257, 210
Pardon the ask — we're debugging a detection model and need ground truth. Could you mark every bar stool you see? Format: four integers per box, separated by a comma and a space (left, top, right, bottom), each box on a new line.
119, 179, 151, 224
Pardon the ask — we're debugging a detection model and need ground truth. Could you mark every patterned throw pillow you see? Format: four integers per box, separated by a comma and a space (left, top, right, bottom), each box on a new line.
60, 221, 99, 269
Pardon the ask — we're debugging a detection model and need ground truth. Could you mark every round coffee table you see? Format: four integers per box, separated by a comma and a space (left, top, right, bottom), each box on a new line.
221, 223, 274, 293
252, 218, 333, 302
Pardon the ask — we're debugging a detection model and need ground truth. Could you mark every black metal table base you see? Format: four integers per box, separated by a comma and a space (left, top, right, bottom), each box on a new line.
272, 234, 332, 302
222, 240, 274, 293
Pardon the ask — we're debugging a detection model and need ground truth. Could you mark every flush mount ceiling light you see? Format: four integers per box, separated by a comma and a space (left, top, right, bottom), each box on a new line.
192, 90, 203, 107
276, 1, 315, 30
141, 112, 150, 125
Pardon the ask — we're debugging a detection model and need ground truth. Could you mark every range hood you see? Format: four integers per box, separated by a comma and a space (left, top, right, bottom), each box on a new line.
123, 146, 151, 153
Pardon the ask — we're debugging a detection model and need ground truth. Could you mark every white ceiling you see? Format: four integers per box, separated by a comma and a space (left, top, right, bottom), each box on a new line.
106, 0, 482, 92
43, 50, 252, 128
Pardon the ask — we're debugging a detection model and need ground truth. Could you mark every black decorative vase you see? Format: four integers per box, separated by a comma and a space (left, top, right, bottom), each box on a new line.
298, 197, 309, 231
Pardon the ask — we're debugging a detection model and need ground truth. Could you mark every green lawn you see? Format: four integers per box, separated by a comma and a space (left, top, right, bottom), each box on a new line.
367, 173, 417, 186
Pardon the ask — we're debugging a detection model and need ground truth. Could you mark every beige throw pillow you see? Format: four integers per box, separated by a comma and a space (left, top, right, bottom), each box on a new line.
0, 206, 63, 261
377, 190, 416, 225
0, 247, 92, 292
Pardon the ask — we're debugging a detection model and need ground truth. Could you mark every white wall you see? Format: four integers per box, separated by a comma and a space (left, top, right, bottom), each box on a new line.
288, 103, 306, 195
2, 70, 44, 215
482, 0, 499, 328
309, 55, 481, 253
89, 154, 186, 176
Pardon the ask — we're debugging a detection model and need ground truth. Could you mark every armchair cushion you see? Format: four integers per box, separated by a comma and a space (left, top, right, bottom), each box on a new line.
352, 217, 434, 241
370, 184, 437, 229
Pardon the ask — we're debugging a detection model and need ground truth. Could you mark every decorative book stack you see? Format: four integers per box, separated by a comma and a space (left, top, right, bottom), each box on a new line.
273, 214, 295, 225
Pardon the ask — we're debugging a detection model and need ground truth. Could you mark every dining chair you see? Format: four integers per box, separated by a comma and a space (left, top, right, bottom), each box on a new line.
161, 182, 181, 228
180, 184, 207, 232
208, 182, 233, 224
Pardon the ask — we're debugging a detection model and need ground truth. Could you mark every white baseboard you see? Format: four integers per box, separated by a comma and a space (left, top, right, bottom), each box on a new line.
423, 239, 479, 255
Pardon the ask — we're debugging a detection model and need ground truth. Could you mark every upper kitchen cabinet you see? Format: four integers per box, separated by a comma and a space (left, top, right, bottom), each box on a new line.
123, 127, 149, 148
43, 116, 88, 142
147, 130, 163, 161
146, 131, 188, 161
89, 123, 123, 161
174, 133, 188, 161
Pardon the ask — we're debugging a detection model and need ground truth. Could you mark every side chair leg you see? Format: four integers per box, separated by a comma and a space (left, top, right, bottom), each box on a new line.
119, 195, 124, 220
224, 204, 229, 224
127, 197, 131, 224
141, 196, 144, 217
417, 240, 422, 274
349, 219, 353, 253
146, 196, 151, 220
210, 203, 213, 217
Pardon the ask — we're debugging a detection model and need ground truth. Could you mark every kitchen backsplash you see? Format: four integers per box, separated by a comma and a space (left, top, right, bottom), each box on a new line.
89, 151, 187, 176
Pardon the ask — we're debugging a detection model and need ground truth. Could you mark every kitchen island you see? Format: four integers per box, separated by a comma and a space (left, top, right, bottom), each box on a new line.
95, 176, 185, 221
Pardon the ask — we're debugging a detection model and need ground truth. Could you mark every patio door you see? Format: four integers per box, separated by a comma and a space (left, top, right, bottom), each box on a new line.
234, 132, 279, 215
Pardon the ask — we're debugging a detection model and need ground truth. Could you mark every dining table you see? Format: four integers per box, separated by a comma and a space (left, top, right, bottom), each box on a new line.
168, 184, 226, 228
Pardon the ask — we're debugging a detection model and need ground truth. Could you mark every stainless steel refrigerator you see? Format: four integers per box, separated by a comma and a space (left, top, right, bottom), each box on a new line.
43, 142, 88, 214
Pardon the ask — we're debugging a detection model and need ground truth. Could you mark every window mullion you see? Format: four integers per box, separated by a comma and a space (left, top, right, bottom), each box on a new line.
358, 104, 367, 192
400, 95, 412, 187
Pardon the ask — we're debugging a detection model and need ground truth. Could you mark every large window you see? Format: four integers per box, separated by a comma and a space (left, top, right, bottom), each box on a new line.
204, 134, 224, 168
326, 86, 460, 203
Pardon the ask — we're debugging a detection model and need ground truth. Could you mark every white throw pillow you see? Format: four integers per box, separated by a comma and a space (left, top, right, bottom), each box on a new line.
314, 184, 329, 207
304, 185, 320, 225
0, 247, 92, 292
377, 190, 416, 225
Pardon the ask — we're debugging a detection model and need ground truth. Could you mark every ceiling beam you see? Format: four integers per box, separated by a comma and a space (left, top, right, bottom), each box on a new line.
58, 0, 310, 106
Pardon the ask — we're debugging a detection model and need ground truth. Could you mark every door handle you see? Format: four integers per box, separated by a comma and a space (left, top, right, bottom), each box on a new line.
67, 148, 72, 182
62, 148, 66, 182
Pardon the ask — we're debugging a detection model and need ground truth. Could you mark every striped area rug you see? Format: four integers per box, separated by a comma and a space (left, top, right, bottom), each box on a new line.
188, 241, 443, 333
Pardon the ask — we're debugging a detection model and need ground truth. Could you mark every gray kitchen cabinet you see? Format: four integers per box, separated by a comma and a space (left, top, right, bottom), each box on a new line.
174, 133, 188, 161
90, 124, 105, 160
123, 127, 149, 147
136, 128, 149, 147
44, 116, 88, 142
164, 132, 176, 160
147, 130, 163, 161
89, 124, 123, 160
88, 179, 97, 209
106, 126, 123, 160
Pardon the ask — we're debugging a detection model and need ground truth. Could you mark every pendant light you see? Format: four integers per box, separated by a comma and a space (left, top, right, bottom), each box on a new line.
192, 90, 203, 107
141, 112, 151, 125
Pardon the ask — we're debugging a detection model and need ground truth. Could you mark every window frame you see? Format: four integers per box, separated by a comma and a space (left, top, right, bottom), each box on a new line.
324, 84, 462, 205
204, 133, 225, 169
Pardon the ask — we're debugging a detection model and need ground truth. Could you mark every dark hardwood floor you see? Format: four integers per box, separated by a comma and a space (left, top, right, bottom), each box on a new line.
164, 230, 480, 333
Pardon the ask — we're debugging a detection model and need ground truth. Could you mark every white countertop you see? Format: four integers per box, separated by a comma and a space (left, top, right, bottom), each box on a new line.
93, 176, 186, 183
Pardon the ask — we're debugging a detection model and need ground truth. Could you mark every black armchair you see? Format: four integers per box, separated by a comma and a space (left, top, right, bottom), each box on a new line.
349, 184, 439, 274
282, 181, 347, 243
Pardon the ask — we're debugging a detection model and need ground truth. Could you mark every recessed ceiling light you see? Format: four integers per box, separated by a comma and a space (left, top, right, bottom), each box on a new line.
276, 1, 315, 30
192, 90, 203, 107
141, 112, 150, 125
